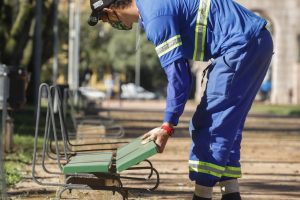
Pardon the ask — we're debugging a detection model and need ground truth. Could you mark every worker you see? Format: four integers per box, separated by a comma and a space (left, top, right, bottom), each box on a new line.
88, 0, 273, 199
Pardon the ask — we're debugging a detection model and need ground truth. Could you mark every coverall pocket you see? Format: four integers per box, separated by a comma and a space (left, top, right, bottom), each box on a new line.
206, 56, 236, 97
189, 120, 212, 151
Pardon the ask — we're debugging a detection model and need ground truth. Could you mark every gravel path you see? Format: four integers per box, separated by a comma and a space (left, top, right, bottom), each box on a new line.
7, 100, 300, 200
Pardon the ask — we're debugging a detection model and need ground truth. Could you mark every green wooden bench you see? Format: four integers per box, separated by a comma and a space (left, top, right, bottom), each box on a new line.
63, 138, 157, 174
32, 83, 160, 200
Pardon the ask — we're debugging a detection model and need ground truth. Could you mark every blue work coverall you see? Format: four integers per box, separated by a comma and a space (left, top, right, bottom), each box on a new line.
136, 0, 273, 187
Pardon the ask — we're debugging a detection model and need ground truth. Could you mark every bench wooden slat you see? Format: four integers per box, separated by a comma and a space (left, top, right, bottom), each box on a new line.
63, 139, 158, 174
116, 139, 157, 173
116, 138, 141, 160
70, 152, 112, 162
63, 152, 113, 174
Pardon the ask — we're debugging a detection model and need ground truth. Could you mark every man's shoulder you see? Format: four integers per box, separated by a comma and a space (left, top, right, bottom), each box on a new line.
137, 0, 180, 23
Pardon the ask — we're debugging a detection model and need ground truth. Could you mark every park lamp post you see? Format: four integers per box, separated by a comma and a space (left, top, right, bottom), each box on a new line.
135, 24, 141, 87
53, 0, 59, 84
34, 0, 42, 113
68, 0, 81, 92
0, 64, 8, 199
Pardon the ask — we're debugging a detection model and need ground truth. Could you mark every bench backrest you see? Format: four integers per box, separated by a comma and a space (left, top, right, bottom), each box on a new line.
116, 138, 157, 173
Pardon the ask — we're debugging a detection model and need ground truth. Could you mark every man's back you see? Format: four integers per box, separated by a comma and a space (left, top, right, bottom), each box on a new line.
207, 0, 267, 57
137, 0, 267, 63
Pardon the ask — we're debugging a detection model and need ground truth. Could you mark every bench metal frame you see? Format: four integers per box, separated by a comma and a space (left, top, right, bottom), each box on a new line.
32, 83, 160, 199
48, 85, 126, 155
0, 65, 8, 200
62, 87, 125, 139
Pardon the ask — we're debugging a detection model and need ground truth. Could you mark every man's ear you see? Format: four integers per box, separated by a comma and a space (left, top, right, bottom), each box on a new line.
103, 7, 119, 21
103, 8, 114, 14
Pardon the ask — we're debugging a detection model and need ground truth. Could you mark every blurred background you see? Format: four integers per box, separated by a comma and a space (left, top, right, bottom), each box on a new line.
0, 0, 300, 199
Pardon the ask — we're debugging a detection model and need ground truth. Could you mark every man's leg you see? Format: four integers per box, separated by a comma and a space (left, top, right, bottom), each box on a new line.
189, 28, 273, 199
189, 91, 248, 199
220, 32, 274, 199
218, 108, 247, 200
189, 59, 249, 199
219, 128, 243, 200
219, 90, 254, 200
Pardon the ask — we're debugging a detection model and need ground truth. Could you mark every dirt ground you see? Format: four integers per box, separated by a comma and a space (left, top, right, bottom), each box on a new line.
7, 100, 300, 200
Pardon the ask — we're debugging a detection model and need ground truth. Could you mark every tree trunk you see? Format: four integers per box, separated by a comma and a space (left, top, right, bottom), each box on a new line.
0, 0, 56, 104
2, 1, 34, 67
27, 0, 56, 104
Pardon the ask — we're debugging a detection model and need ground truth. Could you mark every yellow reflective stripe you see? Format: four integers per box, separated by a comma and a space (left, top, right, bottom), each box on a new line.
155, 35, 182, 57
193, 0, 211, 61
222, 166, 242, 178
193, 3, 202, 60
226, 166, 241, 172
189, 166, 222, 178
189, 160, 225, 171
189, 160, 225, 177
222, 173, 242, 178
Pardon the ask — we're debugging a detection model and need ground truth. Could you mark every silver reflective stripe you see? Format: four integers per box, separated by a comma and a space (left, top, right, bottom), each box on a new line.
155, 35, 182, 57
222, 166, 242, 178
189, 160, 225, 178
193, 0, 211, 61
93, 0, 104, 9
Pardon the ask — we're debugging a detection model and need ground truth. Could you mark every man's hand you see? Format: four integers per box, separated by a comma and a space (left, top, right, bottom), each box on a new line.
141, 127, 170, 153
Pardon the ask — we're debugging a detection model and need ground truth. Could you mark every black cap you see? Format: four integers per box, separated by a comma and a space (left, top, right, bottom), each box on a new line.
88, 0, 116, 26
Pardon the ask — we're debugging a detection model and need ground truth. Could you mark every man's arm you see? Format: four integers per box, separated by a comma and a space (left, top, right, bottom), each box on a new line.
163, 57, 193, 126
142, 58, 193, 153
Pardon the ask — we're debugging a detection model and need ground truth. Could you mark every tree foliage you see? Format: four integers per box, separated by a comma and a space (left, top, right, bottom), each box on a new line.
79, 16, 164, 90
0, 0, 59, 103
0, 0, 56, 68
0, 0, 166, 95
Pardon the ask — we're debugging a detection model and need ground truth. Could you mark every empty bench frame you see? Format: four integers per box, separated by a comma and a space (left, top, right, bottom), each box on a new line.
62, 87, 125, 140
49, 86, 126, 154
32, 83, 160, 199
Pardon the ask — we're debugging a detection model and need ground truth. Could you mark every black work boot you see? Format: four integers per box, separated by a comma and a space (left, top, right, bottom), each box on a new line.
221, 192, 242, 200
192, 194, 212, 200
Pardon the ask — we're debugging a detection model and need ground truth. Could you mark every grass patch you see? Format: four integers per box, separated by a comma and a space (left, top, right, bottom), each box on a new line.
4, 135, 43, 186
250, 103, 300, 116
5, 161, 23, 186
3, 105, 45, 186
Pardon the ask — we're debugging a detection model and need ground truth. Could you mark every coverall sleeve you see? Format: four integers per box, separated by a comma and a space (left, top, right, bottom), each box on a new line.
163, 58, 193, 126
145, 15, 185, 67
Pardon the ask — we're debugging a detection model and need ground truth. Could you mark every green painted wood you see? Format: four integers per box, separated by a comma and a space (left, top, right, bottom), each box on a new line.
116, 138, 141, 160
70, 152, 112, 162
116, 139, 158, 173
63, 152, 113, 174
63, 138, 158, 174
